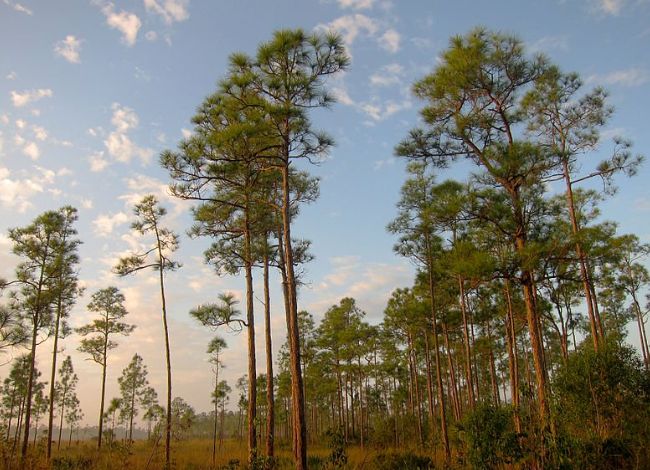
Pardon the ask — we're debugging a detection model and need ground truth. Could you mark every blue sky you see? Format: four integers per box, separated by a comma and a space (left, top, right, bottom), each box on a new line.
1, 0, 649, 424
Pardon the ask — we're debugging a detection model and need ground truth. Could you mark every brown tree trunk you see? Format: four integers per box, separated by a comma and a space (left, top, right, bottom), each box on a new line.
563, 159, 603, 347
280, 162, 307, 470
504, 280, 521, 432
458, 275, 476, 410
425, 238, 450, 461
263, 248, 275, 458
243, 206, 257, 466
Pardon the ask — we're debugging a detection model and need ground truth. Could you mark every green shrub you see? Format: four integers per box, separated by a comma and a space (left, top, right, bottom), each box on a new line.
52, 456, 95, 470
369, 451, 432, 469
458, 403, 522, 469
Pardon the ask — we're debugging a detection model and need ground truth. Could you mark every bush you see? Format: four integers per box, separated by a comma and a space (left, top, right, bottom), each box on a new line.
552, 342, 650, 468
369, 451, 432, 469
52, 456, 95, 470
458, 403, 522, 469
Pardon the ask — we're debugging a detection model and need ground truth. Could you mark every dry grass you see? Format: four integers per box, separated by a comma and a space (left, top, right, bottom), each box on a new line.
4, 438, 441, 469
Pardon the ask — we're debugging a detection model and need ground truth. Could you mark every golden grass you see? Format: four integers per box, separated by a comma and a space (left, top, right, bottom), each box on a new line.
7, 438, 442, 469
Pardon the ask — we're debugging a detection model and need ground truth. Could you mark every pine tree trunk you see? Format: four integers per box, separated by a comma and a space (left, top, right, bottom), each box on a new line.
57, 398, 66, 449
243, 206, 257, 466
280, 162, 307, 470
425, 237, 450, 461
154, 227, 173, 469
562, 159, 603, 347
263, 249, 275, 458
47, 296, 63, 459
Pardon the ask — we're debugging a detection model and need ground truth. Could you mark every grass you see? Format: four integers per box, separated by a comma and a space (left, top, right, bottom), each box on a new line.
2, 438, 442, 469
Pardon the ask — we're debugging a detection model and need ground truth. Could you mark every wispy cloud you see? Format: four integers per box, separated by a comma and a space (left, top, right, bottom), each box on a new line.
2, 0, 32, 15
378, 28, 400, 53
144, 0, 190, 24
529, 35, 568, 53
317, 14, 401, 56
92, 211, 129, 236
337, 0, 376, 9
587, 67, 650, 87
10, 88, 53, 107
88, 151, 109, 172
0, 166, 58, 212
369, 63, 404, 87
595, 0, 625, 15
103, 103, 154, 165
99, 2, 142, 46
54, 35, 82, 63
22, 141, 40, 160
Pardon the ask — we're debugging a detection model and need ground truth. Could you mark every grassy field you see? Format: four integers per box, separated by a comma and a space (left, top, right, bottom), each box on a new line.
3, 439, 441, 469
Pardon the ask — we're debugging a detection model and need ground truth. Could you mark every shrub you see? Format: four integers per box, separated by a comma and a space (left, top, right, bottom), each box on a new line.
458, 403, 522, 469
369, 451, 432, 469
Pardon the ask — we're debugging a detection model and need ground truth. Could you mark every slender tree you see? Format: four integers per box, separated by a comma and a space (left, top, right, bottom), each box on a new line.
8, 209, 67, 461
54, 356, 78, 450
522, 67, 643, 348
207, 336, 227, 468
46, 206, 82, 459
397, 28, 554, 430
76, 287, 135, 449
246, 29, 349, 468
118, 353, 150, 441
115, 194, 180, 468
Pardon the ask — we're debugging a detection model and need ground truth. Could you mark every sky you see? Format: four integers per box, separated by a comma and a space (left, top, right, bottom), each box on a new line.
0, 0, 649, 427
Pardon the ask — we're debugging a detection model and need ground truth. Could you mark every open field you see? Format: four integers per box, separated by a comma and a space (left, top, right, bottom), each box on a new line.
2, 439, 441, 470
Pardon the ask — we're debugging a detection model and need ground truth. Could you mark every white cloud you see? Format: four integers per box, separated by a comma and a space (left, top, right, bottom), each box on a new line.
118, 173, 190, 219
10, 88, 53, 107
529, 35, 568, 53
134, 66, 151, 82
32, 125, 47, 141
93, 212, 129, 236
89, 151, 109, 172
87, 126, 104, 137
318, 14, 400, 56
22, 141, 40, 160
0, 166, 57, 212
337, 0, 375, 9
144, 0, 190, 24
332, 85, 355, 106
369, 63, 403, 87
6, 71, 17, 80
100, 2, 142, 46
181, 128, 192, 139
81, 198, 94, 209
319, 14, 379, 46
597, 0, 625, 15
378, 28, 400, 53
15, 119, 26, 129
587, 68, 650, 87
0, 114, 9, 125
360, 99, 411, 121
111, 103, 139, 132
145, 30, 158, 41
104, 103, 154, 164
3, 0, 32, 15
54, 35, 82, 63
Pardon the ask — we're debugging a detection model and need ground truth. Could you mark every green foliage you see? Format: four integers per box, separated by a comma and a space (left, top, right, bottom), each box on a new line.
369, 451, 432, 469
51, 455, 94, 470
324, 427, 348, 469
458, 404, 522, 469
552, 342, 650, 467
